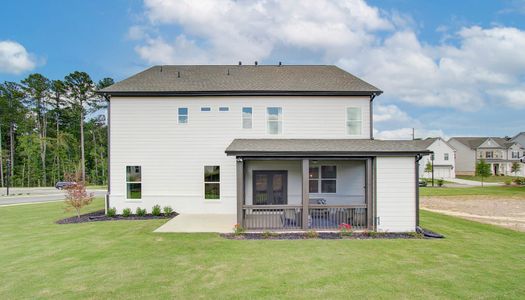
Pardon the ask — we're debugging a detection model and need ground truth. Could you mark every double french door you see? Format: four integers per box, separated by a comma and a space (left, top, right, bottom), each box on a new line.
253, 171, 288, 205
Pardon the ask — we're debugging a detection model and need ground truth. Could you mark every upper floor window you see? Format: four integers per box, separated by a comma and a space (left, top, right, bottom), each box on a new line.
346, 107, 362, 135
512, 151, 520, 159
242, 107, 252, 129
178, 107, 188, 124
126, 166, 141, 200
219, 107, 229, 112
444, 153, 449, 161
486, 151, 493, 159
201, 107, 211, 112
267, 107, 282, 134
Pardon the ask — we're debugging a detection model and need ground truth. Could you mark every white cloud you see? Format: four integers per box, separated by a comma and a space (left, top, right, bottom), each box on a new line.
0, 40, 37, 74
375, 127, 446, 140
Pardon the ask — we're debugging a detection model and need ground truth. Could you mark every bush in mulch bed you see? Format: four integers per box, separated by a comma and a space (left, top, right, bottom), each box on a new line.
56, 210, 178, 224
221, 231, 431, 240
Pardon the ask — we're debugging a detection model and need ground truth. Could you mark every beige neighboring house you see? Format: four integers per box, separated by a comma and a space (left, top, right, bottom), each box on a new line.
448, 137, 525, 176
418, 138, 456, 179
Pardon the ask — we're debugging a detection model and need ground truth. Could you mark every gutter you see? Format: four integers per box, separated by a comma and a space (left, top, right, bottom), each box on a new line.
96, 90, 383, 97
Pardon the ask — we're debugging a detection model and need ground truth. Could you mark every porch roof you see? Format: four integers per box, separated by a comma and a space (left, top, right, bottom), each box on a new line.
225, 139, 432, 157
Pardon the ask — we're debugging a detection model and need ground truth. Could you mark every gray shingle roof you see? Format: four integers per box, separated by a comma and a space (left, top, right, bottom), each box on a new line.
450, 137, 516, 149
99, 65, 382, 96
225, 139, 431, 156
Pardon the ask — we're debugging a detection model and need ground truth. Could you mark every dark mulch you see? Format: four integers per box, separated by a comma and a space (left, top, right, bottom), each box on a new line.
56, 210, 178, 224
221, 231, 428, 240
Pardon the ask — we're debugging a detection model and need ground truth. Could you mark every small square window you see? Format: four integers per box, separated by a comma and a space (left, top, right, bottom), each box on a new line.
201, 107, 211, 112
219, 107, 229, 112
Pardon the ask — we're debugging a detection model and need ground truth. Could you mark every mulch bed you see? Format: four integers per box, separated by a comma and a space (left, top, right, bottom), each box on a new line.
56, 210, 177, 224
221, 231, 430, 240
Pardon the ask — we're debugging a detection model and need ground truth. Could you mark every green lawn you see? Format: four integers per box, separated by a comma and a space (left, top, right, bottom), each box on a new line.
420, 185, 525, 197
457, 175, 520, 183
1, 199, 524, 299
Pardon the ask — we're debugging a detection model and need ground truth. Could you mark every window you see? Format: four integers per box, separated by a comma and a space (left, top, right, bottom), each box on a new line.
346, 107, 362, 135
201, 107, 211, 112
512, 151, 519, 159
486, 151, 493, 159
204, 166, 220, 200
178, 107, 188, 124
242, 107, 252, 129
444, 153, 449, 161
126, 166, 141, 199
309, 165, 336, 193
267, 107, 282, 134
219, 107, 229, 112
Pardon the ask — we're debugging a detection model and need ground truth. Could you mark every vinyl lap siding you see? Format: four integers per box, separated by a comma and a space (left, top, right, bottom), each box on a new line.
376, 157, 416, 232
109, 96, 371, 214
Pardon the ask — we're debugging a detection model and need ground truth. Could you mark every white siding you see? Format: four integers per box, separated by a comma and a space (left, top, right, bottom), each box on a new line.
419, 139, 456, 179
448, 139, 476, 175
376, 157, 416, 232
109, 96, 371, 214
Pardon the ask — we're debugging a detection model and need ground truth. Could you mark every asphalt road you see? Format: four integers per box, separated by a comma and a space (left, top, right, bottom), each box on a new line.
0, 188, 107, 206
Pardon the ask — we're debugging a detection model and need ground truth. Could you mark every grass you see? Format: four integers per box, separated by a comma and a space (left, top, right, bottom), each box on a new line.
1, 199, 524, 299
421, 185, 525, 197
457, 175, 521, 183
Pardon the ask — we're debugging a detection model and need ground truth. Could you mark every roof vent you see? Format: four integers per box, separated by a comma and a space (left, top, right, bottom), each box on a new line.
177, 71, 180, 78
254, 61, 258, 66
238, 61, 242, 65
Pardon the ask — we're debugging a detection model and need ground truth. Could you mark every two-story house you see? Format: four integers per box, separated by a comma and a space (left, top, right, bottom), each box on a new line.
417, 138, 456, 179
99, 65, 430, 232
448, 137, 524, 176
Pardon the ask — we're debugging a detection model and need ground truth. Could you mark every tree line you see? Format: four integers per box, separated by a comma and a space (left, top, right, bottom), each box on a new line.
0, 72, 114, 187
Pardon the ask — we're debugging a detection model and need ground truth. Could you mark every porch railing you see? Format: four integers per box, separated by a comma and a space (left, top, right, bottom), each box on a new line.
242, 204, 367, 230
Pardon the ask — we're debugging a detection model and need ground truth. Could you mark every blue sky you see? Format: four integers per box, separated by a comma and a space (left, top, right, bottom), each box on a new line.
1, 0, 524, 139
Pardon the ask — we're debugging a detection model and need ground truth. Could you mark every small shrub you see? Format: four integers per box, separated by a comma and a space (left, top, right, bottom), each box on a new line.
136, 207, 147, 216
504, 179, 512, 186
338, 223, 352, 237
368, 231, 379, 238
233, 224, 245, 236
513, 178, 524, 185
151, 205, 161, 216
409, 232, 424, 239
122, 208, 132, 217
262, 231, 277, 239
305, 230, 319, 239
107, 207, 117, 217
437, 179, 444, 187
163, 206, 174, 216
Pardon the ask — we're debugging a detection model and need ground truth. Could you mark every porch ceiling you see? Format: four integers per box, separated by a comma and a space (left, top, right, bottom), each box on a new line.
226, 139, 431, 157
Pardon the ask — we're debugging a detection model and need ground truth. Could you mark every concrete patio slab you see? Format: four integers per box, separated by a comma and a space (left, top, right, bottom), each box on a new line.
154, 213, 236, 233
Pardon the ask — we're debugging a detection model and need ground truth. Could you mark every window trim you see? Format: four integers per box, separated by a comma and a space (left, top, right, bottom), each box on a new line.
242, 107, 253, 129
266, 107, 283, 135
204, 165, 221, 201
346, 107, 362, 135
309, 165, 337, 194
444, 153, 449, 161
125, 165, 142, 200
178, 107, 189, 124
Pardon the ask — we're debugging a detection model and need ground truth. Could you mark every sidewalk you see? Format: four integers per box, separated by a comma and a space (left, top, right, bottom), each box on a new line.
446, 178, 502, 186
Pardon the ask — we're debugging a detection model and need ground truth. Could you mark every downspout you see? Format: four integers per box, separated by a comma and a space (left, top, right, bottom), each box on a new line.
415, 153, 423, 228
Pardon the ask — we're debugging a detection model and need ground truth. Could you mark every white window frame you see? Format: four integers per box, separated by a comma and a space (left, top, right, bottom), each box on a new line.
204, 166, 220, 200
125, 166, 142, 200
512, 151, 519, 159
266, 107, 282, 135
178, 107, 188, 124
309, 165, 337, 194
444, 153, 449, 161
346, 107, 362, 135
242, 107, 253, 129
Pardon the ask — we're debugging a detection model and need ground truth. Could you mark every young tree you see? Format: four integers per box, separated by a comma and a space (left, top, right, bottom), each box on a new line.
424, 161, 432, 177
63, 172, 94, 219
21, 74, 51, 186
511, 162, 521, 176
475, 159, 491, 187
64, 72, 97, 182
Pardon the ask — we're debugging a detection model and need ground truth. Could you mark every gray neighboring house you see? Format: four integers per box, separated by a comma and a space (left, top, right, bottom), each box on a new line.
448, 137, 525, 176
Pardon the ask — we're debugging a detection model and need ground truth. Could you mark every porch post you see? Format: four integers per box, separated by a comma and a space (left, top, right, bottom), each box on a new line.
236, 157, 244, 226
302, 159, 309, 230
366, 158, 374, 230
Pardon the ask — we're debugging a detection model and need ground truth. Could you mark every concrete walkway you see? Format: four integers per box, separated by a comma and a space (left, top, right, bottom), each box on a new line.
154, 214, 236, 233
446, 178, 502, 186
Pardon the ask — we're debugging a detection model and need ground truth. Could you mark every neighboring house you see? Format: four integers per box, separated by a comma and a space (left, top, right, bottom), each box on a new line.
99, 65, 431, 232
448, 137, 525, 176
511, 132, 525, 150
417, 138, 456, 179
